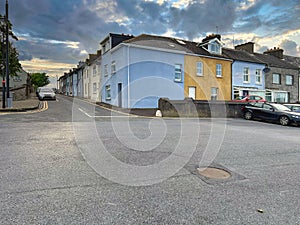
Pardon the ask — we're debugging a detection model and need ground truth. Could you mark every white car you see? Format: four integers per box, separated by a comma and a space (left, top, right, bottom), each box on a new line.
38, 87, 56, 100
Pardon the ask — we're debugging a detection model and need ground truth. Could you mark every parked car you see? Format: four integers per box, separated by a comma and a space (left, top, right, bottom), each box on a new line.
233, 95, 266, 102
241, 102, 300, 126
36, 87, 41, 97
283, 104, 300, 113
38, 87, 56, 100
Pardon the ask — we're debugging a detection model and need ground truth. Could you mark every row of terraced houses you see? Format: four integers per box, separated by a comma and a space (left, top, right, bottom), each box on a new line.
58, 33, 300, 108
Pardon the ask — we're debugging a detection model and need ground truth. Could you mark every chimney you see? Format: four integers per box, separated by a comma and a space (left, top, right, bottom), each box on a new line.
202, 34, 221, 42
235, 42, 254, 54
263, 47, 284, 59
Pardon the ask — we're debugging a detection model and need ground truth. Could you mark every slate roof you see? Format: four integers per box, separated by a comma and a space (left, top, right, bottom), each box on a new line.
222, 48, 265, 64
253, 53, 299, 70
124, 34, 231, 60
283, 55, 300, 68
123, 34, 193, 54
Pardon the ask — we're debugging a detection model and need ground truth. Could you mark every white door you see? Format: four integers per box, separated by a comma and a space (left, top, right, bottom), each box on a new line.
188, 87, 196, 99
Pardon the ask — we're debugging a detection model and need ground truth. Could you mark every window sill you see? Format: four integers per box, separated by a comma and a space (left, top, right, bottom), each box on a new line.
174, 80, 183, 83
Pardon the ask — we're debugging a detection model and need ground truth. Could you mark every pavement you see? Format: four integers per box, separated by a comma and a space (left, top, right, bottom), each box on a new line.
0, 96, 40, 112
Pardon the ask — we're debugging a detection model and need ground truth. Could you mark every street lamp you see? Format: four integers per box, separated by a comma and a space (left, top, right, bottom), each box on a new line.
0, 15, 6, 108
5, 0, 10, 107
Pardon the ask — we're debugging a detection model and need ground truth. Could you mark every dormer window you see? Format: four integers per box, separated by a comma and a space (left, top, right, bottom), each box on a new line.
209, 41, 221, 54
198, 37, 223, 55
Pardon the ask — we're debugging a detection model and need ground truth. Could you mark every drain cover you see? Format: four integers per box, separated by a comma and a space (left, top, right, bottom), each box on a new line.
197, 167, 231, 179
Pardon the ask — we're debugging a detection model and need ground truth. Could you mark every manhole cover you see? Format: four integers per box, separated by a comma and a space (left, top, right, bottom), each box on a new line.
197, 167, 231, 179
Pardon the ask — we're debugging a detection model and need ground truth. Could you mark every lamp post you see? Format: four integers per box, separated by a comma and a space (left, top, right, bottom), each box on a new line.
0, 16, 5, 108
5, 0, 10, 106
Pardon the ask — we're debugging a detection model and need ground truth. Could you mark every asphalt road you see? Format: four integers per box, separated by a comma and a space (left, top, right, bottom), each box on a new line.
0, 95, 299, 225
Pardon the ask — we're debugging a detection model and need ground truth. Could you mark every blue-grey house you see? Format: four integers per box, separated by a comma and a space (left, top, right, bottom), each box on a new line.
223, 42, 266, 100
100, 34, 191, 108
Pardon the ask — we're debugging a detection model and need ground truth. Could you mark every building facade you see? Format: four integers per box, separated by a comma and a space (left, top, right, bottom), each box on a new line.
223, 44, 266, 99
101, 34, 189, 108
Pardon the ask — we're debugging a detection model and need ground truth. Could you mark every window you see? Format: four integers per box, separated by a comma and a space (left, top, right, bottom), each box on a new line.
174, 64, 182, 82
255, 69, 261, 84
211, 87, 218, 100
216, 64, 222, 77
85, 84, 87, 94
196, 62, 203, 76
272, 73, 281, 84
243, 67, 249, 83
93, 83, 97, 93
286, 75, 293, 85
274, 91, 288, 102
263, 104, 273, 111
93, 65, 97, 77
111, 61, 116, 74
104, 64, 108, 77
85, 70, 88, 79
209, 41, 221, 54
105, 85, 111, 100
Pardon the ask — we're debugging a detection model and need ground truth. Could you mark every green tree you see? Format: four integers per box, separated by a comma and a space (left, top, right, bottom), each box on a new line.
0, 14, 21, 77
30, 73, 50, 89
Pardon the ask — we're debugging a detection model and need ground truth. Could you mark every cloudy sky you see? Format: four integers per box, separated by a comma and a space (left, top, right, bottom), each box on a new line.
2, 0, 300, 78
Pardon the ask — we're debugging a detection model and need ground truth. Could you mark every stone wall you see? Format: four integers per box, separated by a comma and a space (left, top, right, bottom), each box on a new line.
158, 98, 246, 118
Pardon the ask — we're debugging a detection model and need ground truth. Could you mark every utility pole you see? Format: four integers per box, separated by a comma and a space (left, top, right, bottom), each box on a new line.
5, 0, 9, 104
0, 15, 5, 108
1, 33, 5, 108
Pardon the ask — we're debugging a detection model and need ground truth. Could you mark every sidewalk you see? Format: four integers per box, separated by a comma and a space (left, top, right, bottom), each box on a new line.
0, 97, 40, 112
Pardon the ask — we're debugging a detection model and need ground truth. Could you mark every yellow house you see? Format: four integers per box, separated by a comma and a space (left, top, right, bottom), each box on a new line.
183, 35, 232, 101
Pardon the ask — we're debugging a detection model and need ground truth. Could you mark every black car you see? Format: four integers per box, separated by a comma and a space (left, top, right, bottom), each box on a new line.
283, 104, 300, 113
241, 102, 300, 126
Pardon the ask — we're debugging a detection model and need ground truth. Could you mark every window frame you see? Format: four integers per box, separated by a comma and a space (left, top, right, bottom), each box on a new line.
272, 73, 281, 84
216, 64, 222, 78
93, 65, 97, 77
104, 64, 108, 77
105, 85, 111, 100
111, 61, 116, 75
255, 69, 262, 84
196, 61, 203, 76
243, 67, 250, 83
285, 74, 293, 86
174, 64, 183, 82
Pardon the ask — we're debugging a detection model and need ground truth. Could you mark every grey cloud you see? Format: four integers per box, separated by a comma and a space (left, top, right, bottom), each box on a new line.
279, 39, 300, 56
18, 50, 33, 61
235, 0, 300, 36
234, 16, 262, 33
14, 39, 85, 64
5, 0, 300, 70
169, 0, 237, 39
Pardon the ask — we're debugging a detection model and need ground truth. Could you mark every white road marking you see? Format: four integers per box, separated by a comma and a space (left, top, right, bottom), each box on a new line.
78, 108, 92, 118
78, 107, 138, 118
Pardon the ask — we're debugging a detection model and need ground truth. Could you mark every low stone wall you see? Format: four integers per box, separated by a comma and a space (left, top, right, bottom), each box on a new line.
0, 85, 31, 101
158, 98, 246, 118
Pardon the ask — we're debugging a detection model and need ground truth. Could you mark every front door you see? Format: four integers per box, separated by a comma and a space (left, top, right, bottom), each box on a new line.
118, 83, 122, 108
188, 87, 196, 99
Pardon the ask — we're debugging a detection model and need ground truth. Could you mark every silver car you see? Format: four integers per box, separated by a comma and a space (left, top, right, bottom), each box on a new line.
38, 87, 56, 100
